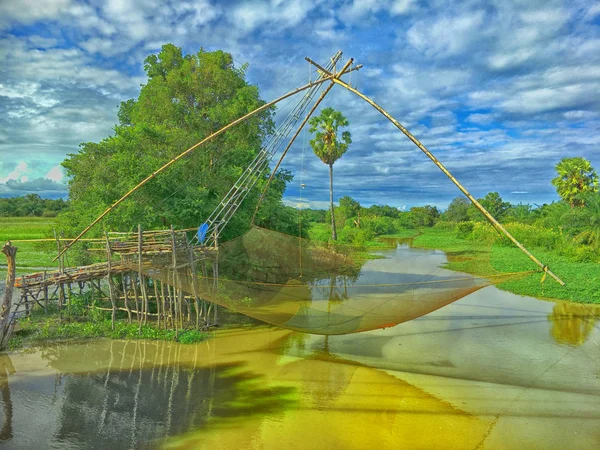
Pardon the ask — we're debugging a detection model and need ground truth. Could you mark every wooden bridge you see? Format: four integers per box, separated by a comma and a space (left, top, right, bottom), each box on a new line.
9, 226, 219, 332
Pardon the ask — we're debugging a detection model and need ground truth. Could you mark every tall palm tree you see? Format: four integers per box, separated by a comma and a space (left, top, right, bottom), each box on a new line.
309, 107, 352, 240
551, 157, 598, 207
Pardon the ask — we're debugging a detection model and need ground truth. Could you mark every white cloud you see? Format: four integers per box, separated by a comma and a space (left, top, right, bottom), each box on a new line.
0, 161, 31, 183
0, 0, 72, 29
45, 165, 64, 183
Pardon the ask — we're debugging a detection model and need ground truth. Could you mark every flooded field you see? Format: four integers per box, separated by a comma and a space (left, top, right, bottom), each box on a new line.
1, 241, 599, 449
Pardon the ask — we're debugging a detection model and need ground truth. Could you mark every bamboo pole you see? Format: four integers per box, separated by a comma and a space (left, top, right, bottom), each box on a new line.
53, 76, 339, 262
43, 270, 48, 313
137, 225, 149, 328
251, 58, 357, 225
306, 57, 566, 287
153, 278, 161, 328
53, 230, 64, 319
104, 232, 116, 329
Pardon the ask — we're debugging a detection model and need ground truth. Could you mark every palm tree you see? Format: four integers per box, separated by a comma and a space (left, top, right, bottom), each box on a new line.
551, 157, 598, 207
309, 107, 352, 240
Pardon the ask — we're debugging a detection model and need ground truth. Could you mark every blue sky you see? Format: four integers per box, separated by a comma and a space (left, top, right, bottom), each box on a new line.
1, 0, 599, 210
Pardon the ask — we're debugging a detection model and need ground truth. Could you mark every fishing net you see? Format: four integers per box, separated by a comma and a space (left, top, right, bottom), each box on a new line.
121, 226, 527, 335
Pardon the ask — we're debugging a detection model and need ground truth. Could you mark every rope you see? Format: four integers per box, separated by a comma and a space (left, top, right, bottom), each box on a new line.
541, 265, 548, 284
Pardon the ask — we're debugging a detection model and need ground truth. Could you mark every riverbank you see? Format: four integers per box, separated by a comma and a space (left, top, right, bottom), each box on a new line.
8, 307, 209, 351
382, 227, 599, 304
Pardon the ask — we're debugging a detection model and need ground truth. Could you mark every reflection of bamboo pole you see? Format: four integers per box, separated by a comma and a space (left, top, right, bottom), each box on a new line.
306, 58, 566, 286
54, 76, 339, 262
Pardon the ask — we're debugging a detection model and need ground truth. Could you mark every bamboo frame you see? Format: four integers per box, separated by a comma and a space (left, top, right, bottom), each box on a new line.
251, 58, 356, 224
306, 57, 565, 286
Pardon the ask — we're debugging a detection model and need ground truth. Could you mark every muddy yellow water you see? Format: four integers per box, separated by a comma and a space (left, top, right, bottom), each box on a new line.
2, 291, 600, 449
1, 242, 599, 449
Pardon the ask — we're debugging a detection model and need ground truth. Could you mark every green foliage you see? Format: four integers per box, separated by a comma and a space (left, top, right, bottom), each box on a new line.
454, 221, 474, 238
362, 204, 402, 218
309, 107, 352, 241
58, 44, 299, 242
338, 227, 374, 246
12, 313, 208, 347
409, 205, 440, 227
444, 196, 470, 222
308, 107, 352, 166
412, 228, 600, 304
551, 157, 598, 207
505, 203, 535, 224
468, 192, 510, 222
0, 194, 68, 217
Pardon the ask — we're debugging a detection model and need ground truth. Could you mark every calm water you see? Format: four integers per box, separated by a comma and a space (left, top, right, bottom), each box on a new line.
1, 241, 599, 449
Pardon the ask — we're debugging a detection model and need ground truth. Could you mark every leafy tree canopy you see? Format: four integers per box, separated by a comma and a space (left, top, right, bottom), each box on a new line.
444, 196, 470, 222
60, 44, 295, 240
468, 192, 510, 222
551, 157, 598, 207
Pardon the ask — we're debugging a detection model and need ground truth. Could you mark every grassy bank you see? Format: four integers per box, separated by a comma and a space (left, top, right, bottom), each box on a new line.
9, 304, 208, 351
309, 220, 598, 304
412, 228, 599, 304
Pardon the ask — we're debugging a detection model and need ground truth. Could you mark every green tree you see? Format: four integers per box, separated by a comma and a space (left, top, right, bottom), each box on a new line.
308, 107, 352, 240
409, 205, 440, 227
445, 196, 470, 222
338, 196, 361, 226
551, 157, 598, 207
468, 192, 510, 222
60, 44, 291, 241
568, 193, 600, 250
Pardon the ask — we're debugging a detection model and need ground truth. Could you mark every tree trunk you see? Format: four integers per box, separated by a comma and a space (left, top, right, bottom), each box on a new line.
329, 163, 337, 241
1, 242, 18, 350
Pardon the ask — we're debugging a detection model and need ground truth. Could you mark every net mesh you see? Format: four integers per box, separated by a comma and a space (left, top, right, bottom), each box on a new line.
121, 226, 524, 335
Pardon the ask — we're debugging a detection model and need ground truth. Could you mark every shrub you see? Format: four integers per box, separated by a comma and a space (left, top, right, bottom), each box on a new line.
455, 221, 474, 239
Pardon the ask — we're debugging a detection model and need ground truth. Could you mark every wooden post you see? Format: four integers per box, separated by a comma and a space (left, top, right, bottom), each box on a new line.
170, 226, 180, 333
132, 273, 140, 324
188, 247, 201, 329
104, 232, 116, 330
0, 241, 18, 350
212, 225, 218, 326
43, 270, 48, 313
122, 274, 132, 324
53, 229, 64, 320
153, 279, 160, 328
138, 225, 149, 327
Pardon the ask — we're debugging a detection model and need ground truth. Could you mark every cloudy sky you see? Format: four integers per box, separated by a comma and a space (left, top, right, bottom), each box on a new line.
1, 0, 599, 210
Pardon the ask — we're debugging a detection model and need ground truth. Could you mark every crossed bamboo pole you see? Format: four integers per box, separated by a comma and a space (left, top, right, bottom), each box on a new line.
305, 57, 565, 286
251, 58, 359, 225
55, 52, 565, 287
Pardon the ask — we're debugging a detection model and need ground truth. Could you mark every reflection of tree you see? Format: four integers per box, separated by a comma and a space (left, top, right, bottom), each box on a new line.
548, 302, 599, 346
37, 341, 296, 448
0, 353, 15, 442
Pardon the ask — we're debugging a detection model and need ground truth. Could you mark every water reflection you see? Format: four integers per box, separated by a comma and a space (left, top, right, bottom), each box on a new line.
0, 340, 296, 449
0, 354, 15, 442
548, 301, 600, 346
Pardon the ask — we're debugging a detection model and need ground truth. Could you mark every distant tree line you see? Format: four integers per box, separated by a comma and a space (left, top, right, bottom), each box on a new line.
307, 156, 599, 260
0, 194, 68, 217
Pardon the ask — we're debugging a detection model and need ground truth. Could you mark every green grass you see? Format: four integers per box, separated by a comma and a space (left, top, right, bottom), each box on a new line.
10, 306, 208, 350
0, 217, 59, 269
413, 228, 600, 304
